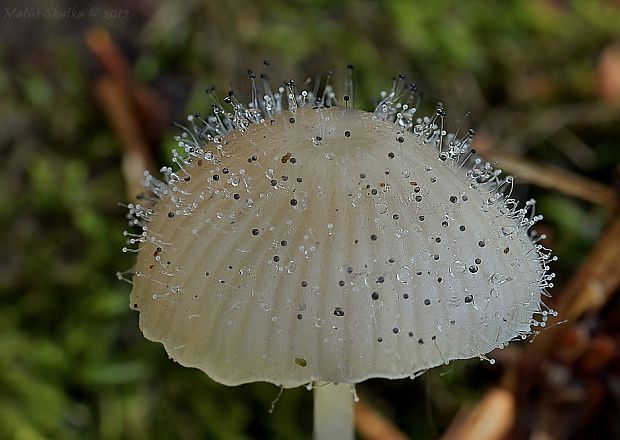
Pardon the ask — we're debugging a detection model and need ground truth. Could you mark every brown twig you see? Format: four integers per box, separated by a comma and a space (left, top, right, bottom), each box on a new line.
474, 132, 618, 207
441, 387, 515, 440
86, 26, 168, 138
355, 400, 410, 440
87, 27, 168, 200
489, 151, 618, 207
95, 76, 155, 200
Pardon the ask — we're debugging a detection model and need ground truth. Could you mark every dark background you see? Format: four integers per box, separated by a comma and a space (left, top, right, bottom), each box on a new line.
1, 0, 619, 438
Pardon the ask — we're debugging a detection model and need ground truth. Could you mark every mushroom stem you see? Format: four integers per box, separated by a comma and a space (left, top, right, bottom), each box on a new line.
313, 381, 354, 440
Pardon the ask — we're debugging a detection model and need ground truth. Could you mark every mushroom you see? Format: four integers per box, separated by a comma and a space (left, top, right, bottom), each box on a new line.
123, 69, 556, 439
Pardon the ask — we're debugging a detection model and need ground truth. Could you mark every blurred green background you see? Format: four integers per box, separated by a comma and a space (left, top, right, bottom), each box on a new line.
1, 0, 619, 439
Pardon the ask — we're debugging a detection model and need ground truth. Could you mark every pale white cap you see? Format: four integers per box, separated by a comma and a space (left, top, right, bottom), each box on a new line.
131, 108, 545, 387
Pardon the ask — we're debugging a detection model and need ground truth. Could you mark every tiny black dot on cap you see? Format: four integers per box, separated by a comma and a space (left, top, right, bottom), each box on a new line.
296, 177, 302, 182
465, 295, 473, 303
333, 307, 345, 317
418, 338, 424, 344
371, 292, 379, 300
280, 240, 287, 246
212, 174, 219, 181
504, 247, 510, 254
370, 234, 377, 241
273, 256, 280, 262
290, 199, 298, 206
397, 136, 404, 143
478, 240, 485, 247
270, 179, 277, 186
388, 152, 395, 159
419, 215, 425, 221
338, 280, 345, 286
424, 298, 431, 305
290, 157, 296, 164
233, 193, 240, 199
460, 225, 466, 231
343, 95, 350, 101
442, 221, 448, 227
403, 293, 409, 299
377, 276, 384, 283
392, 328, 399, 334
222, 168, 229, 174
475, 258, 481, 264
408, 331, 414, 337
289, 117, 295, 123
360, 173, 366, 178
168, 212, 174, 218
431, 335, 437, 341
252, 228, 259, 235
344, 130, 351, 137
301, 281, 308, 287
297, 314, 303, 320
393, 214, 399, 220
377, 337, 383, 342
449, 196, 457, 203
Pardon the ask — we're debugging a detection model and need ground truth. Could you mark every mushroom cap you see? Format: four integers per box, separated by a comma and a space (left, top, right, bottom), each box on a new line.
131, 107, 545, 387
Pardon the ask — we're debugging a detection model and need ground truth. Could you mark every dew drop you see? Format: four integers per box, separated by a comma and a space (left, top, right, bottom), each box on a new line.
396, 266, 412, 283
490, 273, 504, 284
375, 202, 388, 214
